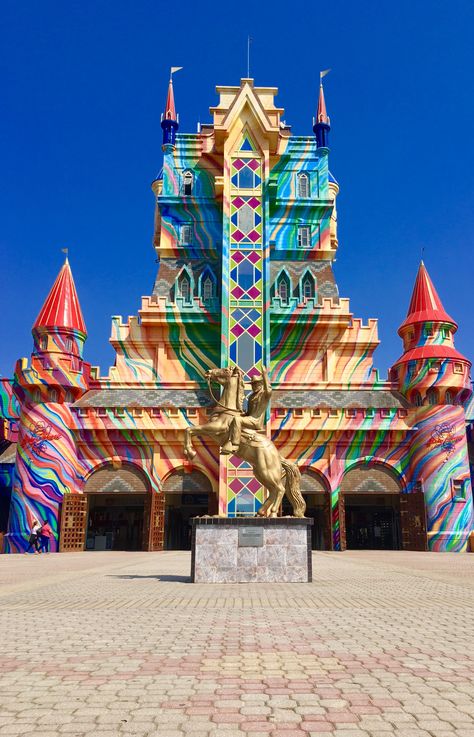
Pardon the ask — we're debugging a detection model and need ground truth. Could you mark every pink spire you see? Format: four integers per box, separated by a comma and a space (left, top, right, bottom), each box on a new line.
399, 261, 457, 331
164, 78, 177, 120
33, 258, 87, 335
317, 82, 329, 124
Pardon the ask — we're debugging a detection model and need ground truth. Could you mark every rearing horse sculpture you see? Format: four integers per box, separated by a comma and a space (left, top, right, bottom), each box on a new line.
184, 366, 306, 518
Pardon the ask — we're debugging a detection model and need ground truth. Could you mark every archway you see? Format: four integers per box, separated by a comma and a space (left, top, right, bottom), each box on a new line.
281, 469, 331, 549
163, 468, 214, 550
83, 463, 150, 551
341, 464, 403, 550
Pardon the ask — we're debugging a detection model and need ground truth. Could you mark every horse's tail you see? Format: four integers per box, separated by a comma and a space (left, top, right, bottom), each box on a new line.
281, 459, 306, 518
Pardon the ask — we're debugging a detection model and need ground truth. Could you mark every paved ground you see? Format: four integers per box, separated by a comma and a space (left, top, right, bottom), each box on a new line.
0, 551, 473, 737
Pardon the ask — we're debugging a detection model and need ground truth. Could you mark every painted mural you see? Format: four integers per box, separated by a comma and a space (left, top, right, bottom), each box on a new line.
0, 75, 472, 553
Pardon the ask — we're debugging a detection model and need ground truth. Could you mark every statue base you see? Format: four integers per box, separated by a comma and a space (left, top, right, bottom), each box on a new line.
191, 517, 313, 583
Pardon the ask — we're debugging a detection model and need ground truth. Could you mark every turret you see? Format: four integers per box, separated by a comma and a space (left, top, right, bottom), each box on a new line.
161, 76, 179, 149
391, 261, 471, 406
313, 77, 330, 149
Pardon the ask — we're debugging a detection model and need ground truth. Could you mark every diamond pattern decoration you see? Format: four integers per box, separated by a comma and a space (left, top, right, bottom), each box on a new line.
230, 196, 262, 245
231, 158, 262, 190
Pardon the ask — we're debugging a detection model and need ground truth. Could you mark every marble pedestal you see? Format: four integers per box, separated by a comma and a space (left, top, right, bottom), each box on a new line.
191, 517, 313, 583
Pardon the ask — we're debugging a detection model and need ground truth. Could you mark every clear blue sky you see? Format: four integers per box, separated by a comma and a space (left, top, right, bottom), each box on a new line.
1, 0, 473, 379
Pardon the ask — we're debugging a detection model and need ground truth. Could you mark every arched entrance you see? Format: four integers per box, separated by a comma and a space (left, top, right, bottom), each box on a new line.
301, 469, 331, 550
341, 464, 402, 550
84, 464, 150, 551
163, 469, 214, 550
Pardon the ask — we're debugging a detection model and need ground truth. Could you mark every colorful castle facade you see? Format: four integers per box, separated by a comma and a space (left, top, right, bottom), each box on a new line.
1, 76, 473, 553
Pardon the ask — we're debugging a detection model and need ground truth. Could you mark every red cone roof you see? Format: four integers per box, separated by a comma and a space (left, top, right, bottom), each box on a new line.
33, 259, 87, 335
317, 83, 329, 124
399, 261, 457, 332
164, 78, 176, 120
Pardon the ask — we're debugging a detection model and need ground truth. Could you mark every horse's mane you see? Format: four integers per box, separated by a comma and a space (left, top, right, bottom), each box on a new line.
235, 369, 245, 412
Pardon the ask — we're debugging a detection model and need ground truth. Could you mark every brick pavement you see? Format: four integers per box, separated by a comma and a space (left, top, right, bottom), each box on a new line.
0, 550, 473, 737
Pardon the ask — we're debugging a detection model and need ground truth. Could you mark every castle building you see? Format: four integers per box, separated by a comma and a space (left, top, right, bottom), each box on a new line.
0, 77, 473, 553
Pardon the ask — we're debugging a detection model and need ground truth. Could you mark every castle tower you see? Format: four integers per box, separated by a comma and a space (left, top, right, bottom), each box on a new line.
5, 258, 89, 552
161, 76, 179, 149
391, 262, 473, 551
313, 78, 331, 149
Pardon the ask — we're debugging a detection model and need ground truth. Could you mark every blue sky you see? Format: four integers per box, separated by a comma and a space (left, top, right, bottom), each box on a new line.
1, 0, 473, 379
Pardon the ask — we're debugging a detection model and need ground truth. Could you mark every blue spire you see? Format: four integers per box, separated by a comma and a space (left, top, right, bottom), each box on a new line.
161, 78, 179, 148
313, 81, 330, 149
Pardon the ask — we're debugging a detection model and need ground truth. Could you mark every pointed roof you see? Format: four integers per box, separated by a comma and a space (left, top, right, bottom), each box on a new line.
317, 82, 329, 124
164, 78, 177, 120
33, 259, 87, 335
399, 261, 457, 332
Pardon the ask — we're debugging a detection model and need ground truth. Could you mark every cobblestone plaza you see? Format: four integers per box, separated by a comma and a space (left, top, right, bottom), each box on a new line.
1, 551, 474, 737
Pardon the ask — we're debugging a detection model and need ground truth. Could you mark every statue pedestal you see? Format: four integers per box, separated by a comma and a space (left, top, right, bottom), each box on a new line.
191, 517, 313, 583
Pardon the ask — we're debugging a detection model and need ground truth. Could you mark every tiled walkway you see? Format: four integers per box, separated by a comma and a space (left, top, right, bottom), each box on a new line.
0, 550, 473, 737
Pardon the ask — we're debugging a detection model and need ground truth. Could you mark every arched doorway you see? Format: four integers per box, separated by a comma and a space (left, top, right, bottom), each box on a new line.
163, 469, 214, 550
83, 464, 150, 551
301, 469, 331, 550
341, 464, 402, 550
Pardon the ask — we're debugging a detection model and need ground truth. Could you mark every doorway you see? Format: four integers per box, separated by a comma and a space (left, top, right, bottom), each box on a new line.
345, 494, 401, 550
162, 469, 214, 550
86, 494, 145, 551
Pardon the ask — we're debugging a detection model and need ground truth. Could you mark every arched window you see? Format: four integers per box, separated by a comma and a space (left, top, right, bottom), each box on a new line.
49, 388, 59, 403
39, 335, 48, 351
65, 337, 73, 353
65, 389, 74, 403
178, 272, 192, 303
203, 276, 214, 301
33, 389, 41, 403
413, 391, 423, 407
183, 170, 194, 196
445, 390, 453, 405
297, 172, 310, 198
427, 388, 438, 406
301, 271, 315, 301
278, 278, 288, 304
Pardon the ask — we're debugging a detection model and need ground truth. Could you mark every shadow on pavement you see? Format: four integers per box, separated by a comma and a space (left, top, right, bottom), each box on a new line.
108, 574, 191, 583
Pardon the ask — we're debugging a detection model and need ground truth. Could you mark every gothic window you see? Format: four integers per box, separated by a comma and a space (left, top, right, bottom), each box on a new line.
413, 391, 423, 407
276, 272, 291, 305
202, 276, 214, 301
49, 388, 59, 403
301, 271, 315, 301
33, 389, 41, 403
65, 389, 74, 403
178, 271, 192, 304
427, 388, 438, 405
183, 170, 194, 196
297, 225, 311, 249
445, 390, 454, 404
39, 335, 47, 351
180, 224, 193, 245
297, 172, 310, 198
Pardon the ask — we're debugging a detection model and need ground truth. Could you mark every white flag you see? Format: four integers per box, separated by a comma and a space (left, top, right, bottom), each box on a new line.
320, 68, 331, 79
170, 66, 183, 75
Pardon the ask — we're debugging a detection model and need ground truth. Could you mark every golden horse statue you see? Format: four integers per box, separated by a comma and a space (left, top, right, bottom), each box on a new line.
184, 366, 306, 518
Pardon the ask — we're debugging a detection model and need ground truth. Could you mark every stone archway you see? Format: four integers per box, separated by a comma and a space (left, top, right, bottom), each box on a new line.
340, 463, 425, 551
60, 463, 152, 552
301, 469, 331, 550
162, 468, 214, 550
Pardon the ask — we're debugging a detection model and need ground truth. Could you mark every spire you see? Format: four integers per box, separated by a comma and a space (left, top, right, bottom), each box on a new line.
161, 75, 179, 148
33, 258, 87, 335
399, 261, 457, 333
313, 76, 331, 149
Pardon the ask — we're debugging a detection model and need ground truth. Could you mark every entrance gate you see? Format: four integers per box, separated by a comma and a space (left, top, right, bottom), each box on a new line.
163, 469, 214, 550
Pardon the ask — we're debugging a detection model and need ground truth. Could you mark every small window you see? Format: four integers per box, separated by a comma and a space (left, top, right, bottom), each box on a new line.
297, 226, 311, 249
407, 361, 417, 378
180, 224, 193, 245
302, 275, 314, 300
183, 170, 194, 196
451, 479, 466, 501
202, 276, 214, 301
329, 408, 338, 417
65, 337, 73, 353
407, 331, 414, 343
346, 409, 357, 418
297, 172, 310, 198
427, 389, 438, 406
445, 390, 454, 405
179, 274, 191, 303
49, 388, 58, 403
275, 408, 286, 417
168, 408, 179, 417
365, 408, 375, 418
413, 391, 423, 407
65, 390, 74, 404
151, 408, 161, 417
97, 407, 107, 417
293, 408, 304, 417
115, 408, 124, 417
278, 277, 289, 304
33, 389, 41, 403
380, 409, 391, 418
424, 326, 434, 337
398, 409, 408, 418
430, 361, 441, 373
39, 335, 48, 351
442, 328, 450, 339
454, 362, 463, 374
187, 408, 197, 417
311, 408, 321, 417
